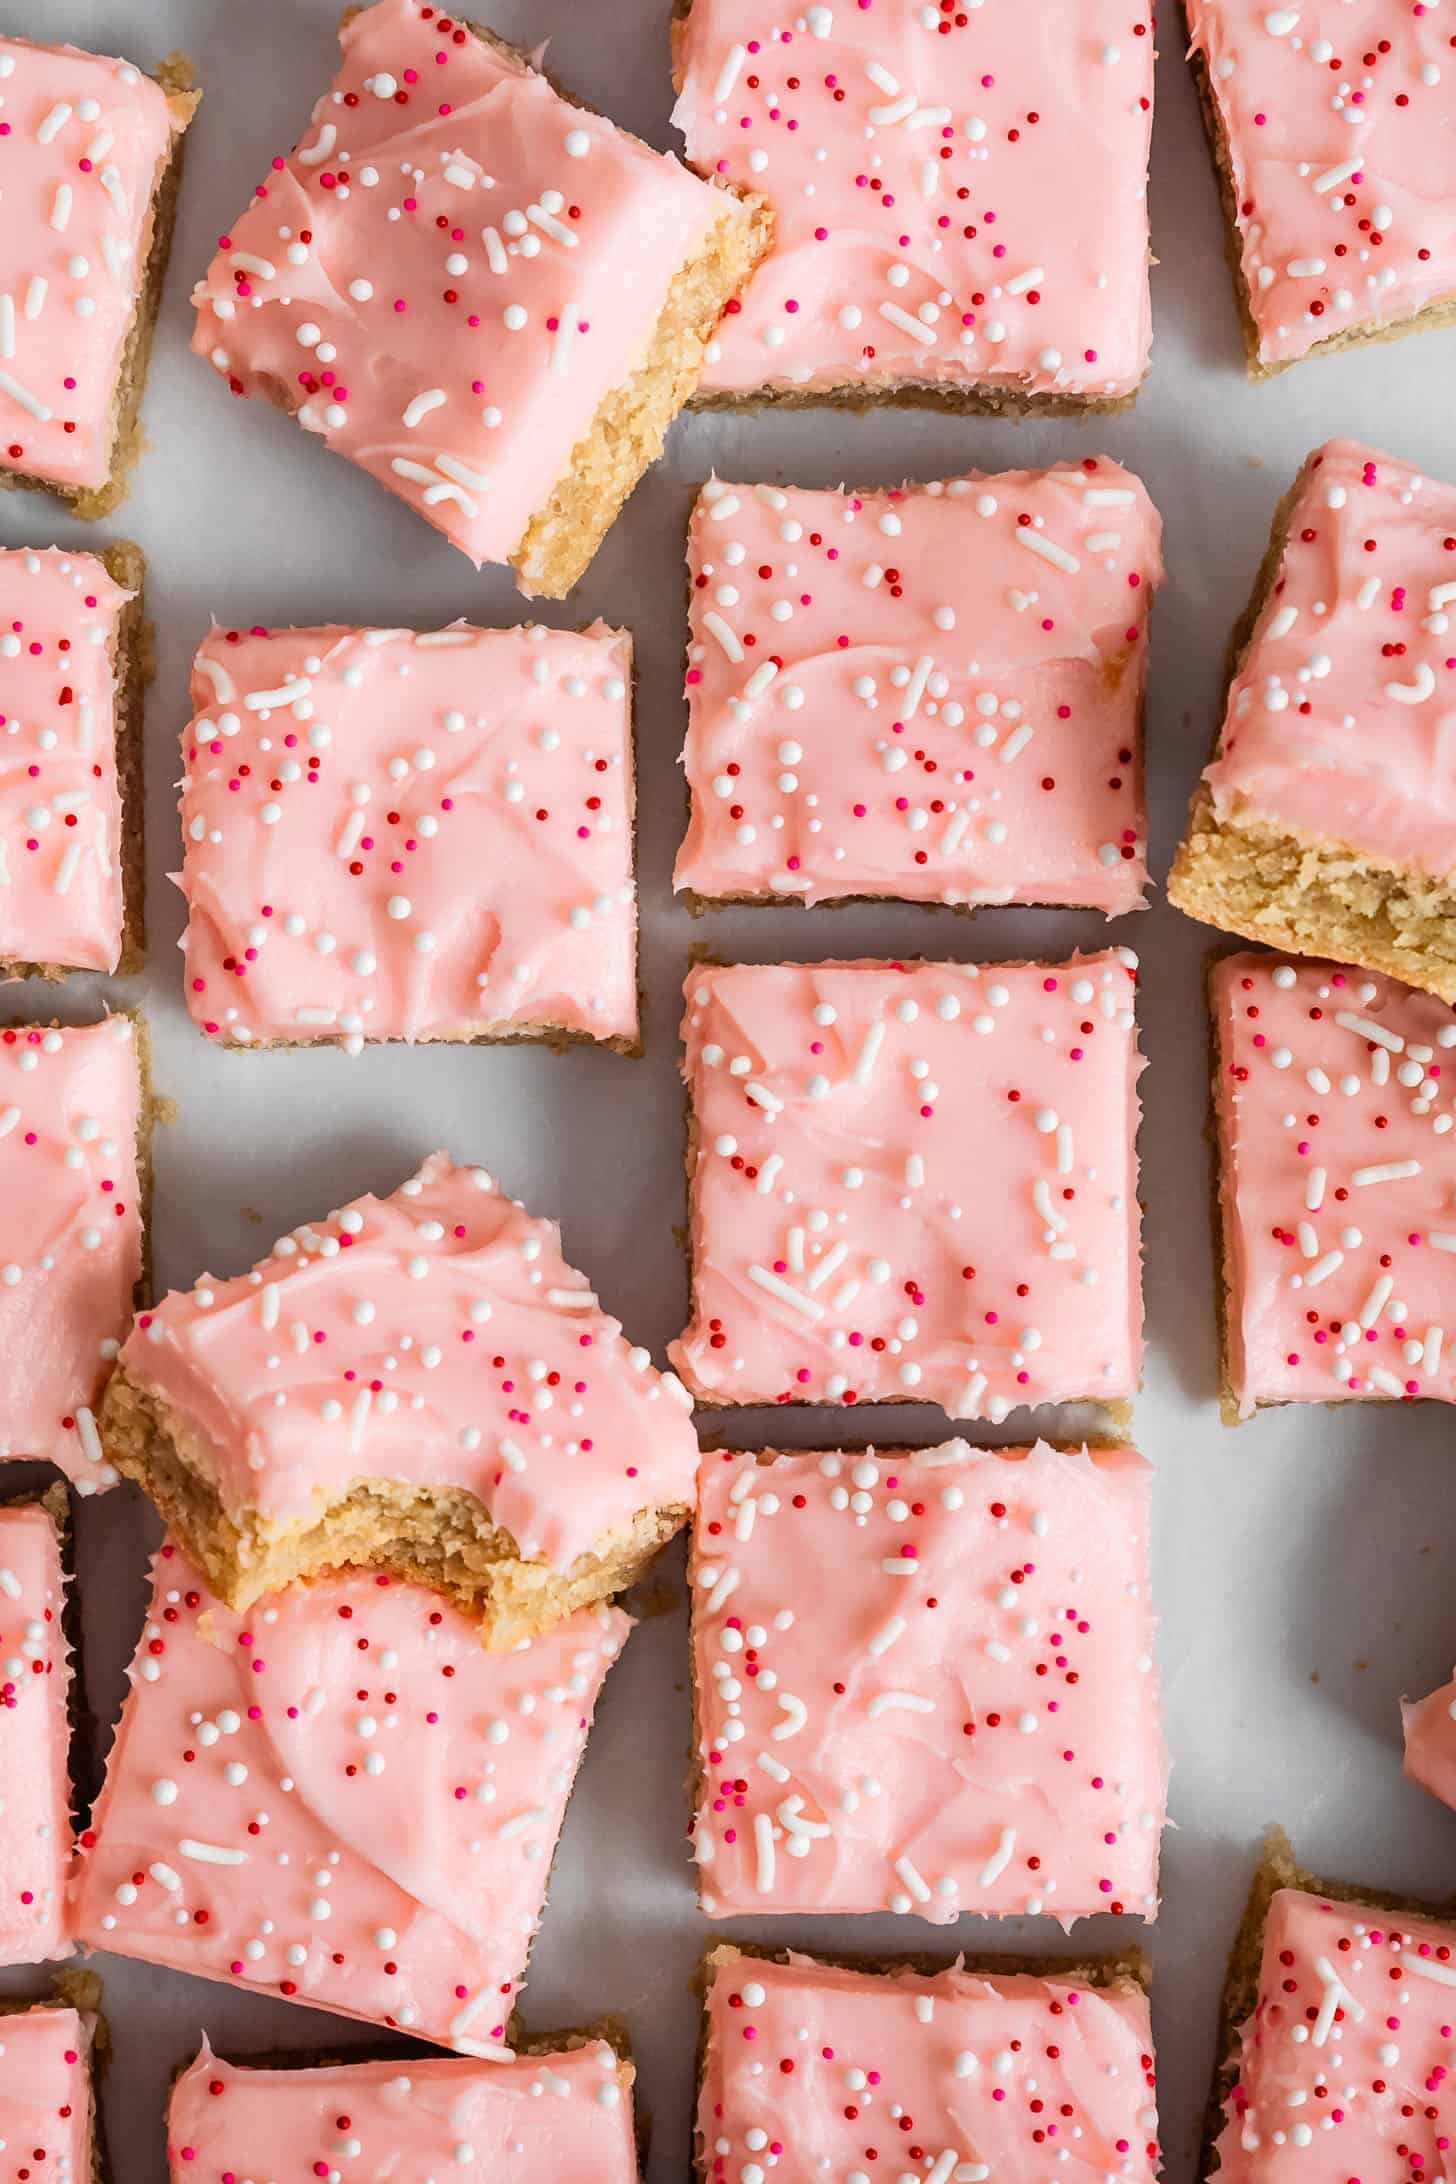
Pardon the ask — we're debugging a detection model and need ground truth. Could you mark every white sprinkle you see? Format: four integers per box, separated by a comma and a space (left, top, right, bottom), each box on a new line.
1351, 1160, 1421, 1186
1016, 530, 1080, 575
978, 1827, 1016, 1886
402, 388, 446, 428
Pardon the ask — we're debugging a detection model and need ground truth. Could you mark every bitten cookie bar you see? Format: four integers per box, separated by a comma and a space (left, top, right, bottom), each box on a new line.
1170, 443, 1456, 999
1403, 1672, 1456, 1810
676, 465, 1161, 912
167, 2039, 641, 2181
0, 1992, 102, 2184
0, 544, 148, 977
0, 1489, 74, 1965
191, 0, 770, 599
696, 1945, 1160, 2184
1210, 952, 1456, 1419
1185, 0, 1456, 373
99, 1151, 699, 1634
71, 1545, 630, 2051
691, 1440, 1165, 1922
0, 34, 197, 512
0, 1015, 148, 1492
670, 956, 1144, 1417
179, 620, 638, 1052
671, 0, 1155, 408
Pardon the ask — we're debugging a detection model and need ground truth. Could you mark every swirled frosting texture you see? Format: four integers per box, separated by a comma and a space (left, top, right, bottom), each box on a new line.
697, 1949, 1160, 2184
692, 1441, 1164, 1923
1186, 0, 1456, 366
167, 2042, 641, 2182
1203, 443, 1456, 877
671, 956, 1144, 1417
178, 621, 637, 1050
1403, 1672, 1456, 1810
0, 1503, 73, 1964
191, 0, 727, 570
120, 1151, 698, 1571
1212, 953, 1456, 1414
672, 0, 1154, 399
72, 1546, 631, 2051
0, 1015, 143, 1492
0, 2006, 94, 2184
676, 466, 1159, 909
1212, 1886, 1456, 2184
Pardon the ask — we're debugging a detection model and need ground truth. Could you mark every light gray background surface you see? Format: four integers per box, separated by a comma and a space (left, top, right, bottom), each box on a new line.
3, 1, 1456, 2176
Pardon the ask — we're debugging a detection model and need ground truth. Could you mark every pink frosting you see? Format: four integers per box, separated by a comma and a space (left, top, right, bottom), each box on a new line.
1212, 1884, 1456, 2184
692, 1439, 1164, 1923
0, 1015, 143, 1492
1185, 1, 1456, 367
71, 1545, 631, 2051
1203, 442, 1456, 878
677, 466, 1160, 909
698, 1950, 1161, 2183
1403, 1674, 1456, 1810
178, 620, 637, 1050
0, 35, 183, 491
119, 1150, 699, 1579
0, 548, 131, 970
1212, 952, 1456, 1415
167, 2041, 640, 2181
670, 955, 1144, 1416
0, 1502, 73, 1965
672, 0, 1154, 400
0, 2006, 94, 2181
191, 0, 730, 581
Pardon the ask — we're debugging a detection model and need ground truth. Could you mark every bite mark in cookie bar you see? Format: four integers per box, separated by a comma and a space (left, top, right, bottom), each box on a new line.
1210, 952, 1456, 1419
676, 466, 1160, 912
72, 1546, 630, 2049
1170, 443, 1456, 1000
0, 1015, 147, 1492
1403, 1672, 1456, 1811
101, 1150, 698, 1632
691, 1439, 1165, 1923
191, 0, 770, 599
0, 34, 197, 508
672, 0, 1155, 407
179, 621, 638, 1052
1185, 0, 1456, 372
0, 1999, 99, 2184
167, 2039, 641, 2181
696, 1945, 1160, 2184
670, 956, 1144, 1418
0, 1494, 74, 1965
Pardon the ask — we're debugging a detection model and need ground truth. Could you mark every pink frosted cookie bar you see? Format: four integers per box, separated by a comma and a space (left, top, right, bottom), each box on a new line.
1403, 1673, 1456, 1810
1171, 443, 1456, 1000
696, 1945, 1160, 2184
100, 1150, 699, 1634
72, 1544, 630, 2050
1186, 0, 1456, 372
0, 1014, 146, 1492
692, 1439, 1164, 1922
168, 2040, 641, 2182
179, 620, 638, 1052
191, 0, 769, 599
0, 1999, 99, 2184
0, 33, 196, 509
676, 465, 1161, 911
672, 0, 1155, 408
0, 1493, 74, 1964
1210, 952, 1456, 1419
671, 955, 1144, 1417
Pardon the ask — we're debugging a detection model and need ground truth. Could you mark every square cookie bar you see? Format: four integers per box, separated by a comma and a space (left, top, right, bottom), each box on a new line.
1185, 0, 1456, 372
191, 0, 770, 598
0, 543, 148, 977
71, 1546, 631, 2051
676, 466, 1161, 912
0, 33, 197, 510
1210, 952, 1456, 1418
691, 1439, 1165, 1922
0, 1990, 102, 2184
179, 619, 638, 1052
670, 956, 1144, 1417
0, 1014, 148, 1492
167, 2039, 640, 2181
1170, 443, 1456, 999
100, 1151, 699, 1635
696, 1945, 1160, 2184
0, 1487, 74, 1965
671, 0, 1155, 407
